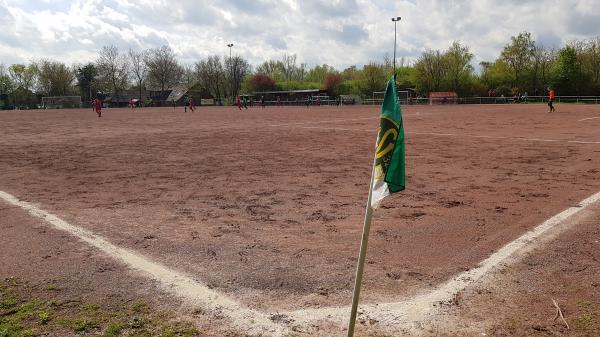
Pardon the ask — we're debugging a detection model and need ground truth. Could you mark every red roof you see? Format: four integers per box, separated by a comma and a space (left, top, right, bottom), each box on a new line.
429, 92, 458, 98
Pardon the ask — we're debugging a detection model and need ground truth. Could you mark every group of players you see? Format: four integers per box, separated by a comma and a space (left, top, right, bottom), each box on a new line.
90, 88, 557, 117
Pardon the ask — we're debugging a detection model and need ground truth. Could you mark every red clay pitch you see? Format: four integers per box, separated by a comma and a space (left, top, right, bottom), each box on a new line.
0, 104, 599, 312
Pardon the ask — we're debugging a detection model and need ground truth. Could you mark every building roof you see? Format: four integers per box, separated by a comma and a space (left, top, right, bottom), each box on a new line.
165, 84, 189, 102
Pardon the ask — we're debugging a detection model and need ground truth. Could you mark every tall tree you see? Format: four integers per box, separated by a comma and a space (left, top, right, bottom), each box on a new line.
76, 63, 97, 101
531, 45, 556, 95
359, 62, 386, 96
8, 63, 37, 106
35, 60, 75, 96
225, 56, 250, 97
500, 32, 535, 90
443, 41, 474, 95
580, 38, 600, 90
306, 64, 336, 83
97, 45, 129, 105
8, 64, 37, 91
145, 45, 183, 93
128, 49, 148, 100
552, 46, 587, 95
281, 53, 298, 81
0, 64, 13, 106
182, 64, 196, 89
196, 56, 225, 103
256, 60, 285, 81
414, 50, 446, 94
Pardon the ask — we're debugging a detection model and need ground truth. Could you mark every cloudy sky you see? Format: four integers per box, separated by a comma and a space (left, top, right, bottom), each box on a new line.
1, 0, 599, 70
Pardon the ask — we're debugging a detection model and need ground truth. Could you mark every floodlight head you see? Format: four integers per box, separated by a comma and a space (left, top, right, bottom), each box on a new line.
227, 43, 234, 47
392, 17, 401, 21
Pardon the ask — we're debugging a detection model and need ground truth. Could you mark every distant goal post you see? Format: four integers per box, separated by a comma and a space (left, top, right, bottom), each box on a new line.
41, 96, 82, 109
371, 90, 413, 104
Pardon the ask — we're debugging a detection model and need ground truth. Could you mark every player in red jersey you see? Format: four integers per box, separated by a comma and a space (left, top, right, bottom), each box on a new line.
236, 95, 242, 110
94, 98, 102, 117
548, 87, 556, 113
189, 96, 196, 112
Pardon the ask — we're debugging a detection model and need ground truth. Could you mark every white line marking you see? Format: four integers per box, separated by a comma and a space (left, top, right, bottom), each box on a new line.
0, 191, 287, 336
3, 188, 600, 333
578, 116, 600, 122
269, 116, 378, 127
276, 125, 600, 145
284, 191, 600, 328
268, 113, 429, 128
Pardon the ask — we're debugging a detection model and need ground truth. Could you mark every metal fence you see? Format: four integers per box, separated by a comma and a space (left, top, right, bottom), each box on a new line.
361, 95, 600, 106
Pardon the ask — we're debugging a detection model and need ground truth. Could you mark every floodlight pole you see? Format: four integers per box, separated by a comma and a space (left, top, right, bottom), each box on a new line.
392, 17, 401, 78
227, 43, 234, 103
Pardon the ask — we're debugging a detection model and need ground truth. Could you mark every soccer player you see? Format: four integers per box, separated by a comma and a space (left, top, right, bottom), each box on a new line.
94, 98, 102, 117
183, 95, 189, 112
260, 95, 265, 108
189, 96, 196, 112
236, 95, 242, 110
548, 87, 555, 113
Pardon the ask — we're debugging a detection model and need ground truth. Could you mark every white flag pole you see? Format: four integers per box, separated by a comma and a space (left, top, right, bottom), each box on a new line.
347, 164, 376, 337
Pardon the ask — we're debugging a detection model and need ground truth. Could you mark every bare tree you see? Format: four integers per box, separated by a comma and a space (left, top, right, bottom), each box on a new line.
225, 56, 250, 97
129, 49, 148, 100
196, 56, 225, 103
182, 64, 196, 89
281, 53, 297, 81
97, 45, 129, 105
532, 45, 556, 94
145, 45, 183, 94
256, 60, 285, 81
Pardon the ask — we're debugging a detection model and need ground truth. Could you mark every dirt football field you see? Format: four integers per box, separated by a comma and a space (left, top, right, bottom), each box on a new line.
1, 103, 599, 336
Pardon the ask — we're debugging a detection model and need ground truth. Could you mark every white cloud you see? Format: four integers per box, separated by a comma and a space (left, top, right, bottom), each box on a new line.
0, 0, 599, 68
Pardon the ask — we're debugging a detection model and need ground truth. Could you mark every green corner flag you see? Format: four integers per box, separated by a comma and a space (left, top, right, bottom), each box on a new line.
347, 75, 407, 337
371, 75, 406, 208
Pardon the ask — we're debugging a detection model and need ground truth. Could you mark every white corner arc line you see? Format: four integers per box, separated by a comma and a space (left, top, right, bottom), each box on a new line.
0, 191, 288, 336
3, 189, 600, 332
284, 190, 600, 328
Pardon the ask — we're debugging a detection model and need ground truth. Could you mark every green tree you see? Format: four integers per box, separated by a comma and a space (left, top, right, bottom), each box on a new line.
0, 64, 14, 106
256, 60, 285, 82
358, 62, 386, 96
414, 50, 445, 94
579, 38, 600, 92
76, 63, 97, 101
500, 32, 535, 91
8, 63, 37, 106
531, 45, 556, 95
35, 60, 75, 96
306, 64, 336, 83
442, 41, 474, 95
552, 46, 588, 95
